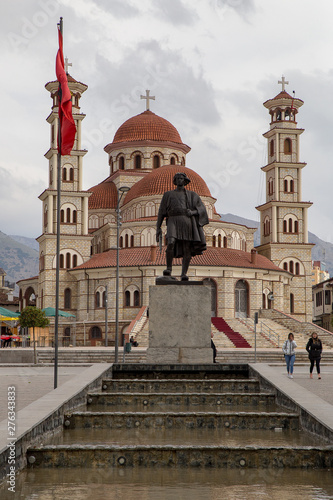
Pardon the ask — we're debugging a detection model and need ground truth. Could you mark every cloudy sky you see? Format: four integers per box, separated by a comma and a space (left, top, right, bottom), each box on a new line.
1, 0, 333, 243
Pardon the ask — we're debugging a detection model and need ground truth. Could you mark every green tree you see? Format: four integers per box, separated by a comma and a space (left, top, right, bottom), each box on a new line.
19, 307, 49, 364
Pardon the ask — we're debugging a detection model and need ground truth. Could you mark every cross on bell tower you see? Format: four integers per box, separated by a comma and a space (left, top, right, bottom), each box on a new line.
64, 57, 72, 74
278, 75, 289, 91
140, 89, 155, 111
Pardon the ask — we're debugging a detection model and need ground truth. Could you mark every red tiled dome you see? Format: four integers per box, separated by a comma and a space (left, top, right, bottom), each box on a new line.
88, 179, 117, 209
124, 165, 213, 205
112, 110, 183, 144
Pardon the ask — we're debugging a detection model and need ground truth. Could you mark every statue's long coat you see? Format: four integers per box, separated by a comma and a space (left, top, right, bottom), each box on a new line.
157, 189, 209, 258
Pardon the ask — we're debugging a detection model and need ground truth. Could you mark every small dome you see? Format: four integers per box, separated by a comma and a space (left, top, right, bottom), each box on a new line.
88, 179, 117, 209
124, 165, 213, 205
112, 110, 183, 144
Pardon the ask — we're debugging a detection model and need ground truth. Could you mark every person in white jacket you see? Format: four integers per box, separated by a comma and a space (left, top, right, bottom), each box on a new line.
282, 333, 297, 379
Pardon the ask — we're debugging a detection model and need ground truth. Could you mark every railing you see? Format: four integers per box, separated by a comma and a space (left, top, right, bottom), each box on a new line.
242, 317, 280, 346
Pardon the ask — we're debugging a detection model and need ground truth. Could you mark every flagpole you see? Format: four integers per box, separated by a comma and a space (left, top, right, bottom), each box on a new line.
54, 16, 63, 390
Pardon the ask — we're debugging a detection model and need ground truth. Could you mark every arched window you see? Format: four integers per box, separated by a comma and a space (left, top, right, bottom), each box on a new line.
119, 156, 125, 170
134, 290, 140, 307
69, 168, 74, 181
135, 154, 141, 169
130, 235, 134, 247
283, 262, 288, 271
66, 207, 71, 222
124, 286, 140, 307
90, 326, 102, 339
270, 140, 274, 157
120, 236, 123, 248
103, 291, 107, 307
223, 236, 227, 248
283, 214, 298, 234
290, 293, 294, 313
170, 156, 176, 165
66, 252, 71, 269
72, 254, 77, 268
60, 254, 64, 268
264, 217, 270, 236
64, 288, 71, 309
288, 218, 293, 233
290, 179, 294, 192
218, 234, 222, 247
268, 178, 274, 196
295, 262, 300, 275
73, 210, 77, 224
60, 210, 65, 223
125, 234, 129, 248
62, 167, 67, 181
289, 260, 294, 274
284, 138, 292, 154
284, 179, 288, 192
212, 235, 216, 247
95, 291, 100, 308
153, 155, 160, 169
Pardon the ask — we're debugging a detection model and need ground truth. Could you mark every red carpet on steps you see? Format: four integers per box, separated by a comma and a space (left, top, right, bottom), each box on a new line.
212, 317, 251, 348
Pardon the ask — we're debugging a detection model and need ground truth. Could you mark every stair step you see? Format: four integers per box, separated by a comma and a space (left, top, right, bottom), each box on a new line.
27, 445, 333, 468
100, 379, 260, 393
64, 410, 298, 430
85, 392, 276, 408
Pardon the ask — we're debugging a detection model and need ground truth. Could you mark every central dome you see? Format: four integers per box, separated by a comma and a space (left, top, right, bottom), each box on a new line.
112, 110, 183, 144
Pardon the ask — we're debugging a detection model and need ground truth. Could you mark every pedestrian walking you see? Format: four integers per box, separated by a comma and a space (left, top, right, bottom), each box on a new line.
306, 332, 322, 379
282, 333, 297, 378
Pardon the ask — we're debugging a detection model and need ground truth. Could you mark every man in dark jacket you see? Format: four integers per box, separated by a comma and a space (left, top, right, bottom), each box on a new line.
156, 172, 209, 281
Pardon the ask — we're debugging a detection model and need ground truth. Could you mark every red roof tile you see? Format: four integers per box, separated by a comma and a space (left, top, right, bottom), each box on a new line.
73, 246, 284, 272
124, 165, 213, 204
88, 179, 118, 209
112, 111, 183, 144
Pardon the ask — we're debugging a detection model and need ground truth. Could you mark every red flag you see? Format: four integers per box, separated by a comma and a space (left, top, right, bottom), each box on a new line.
55, 27, 76, 155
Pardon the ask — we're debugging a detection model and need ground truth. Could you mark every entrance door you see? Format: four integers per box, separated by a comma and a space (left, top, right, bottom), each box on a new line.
235, 280, 248, 318
203, 278, 217, 317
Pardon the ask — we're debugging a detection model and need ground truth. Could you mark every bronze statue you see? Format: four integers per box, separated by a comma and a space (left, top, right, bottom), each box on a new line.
156, 172, 209, 281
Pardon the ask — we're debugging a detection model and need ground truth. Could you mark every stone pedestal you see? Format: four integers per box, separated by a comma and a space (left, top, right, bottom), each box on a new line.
146, 284, 213, 364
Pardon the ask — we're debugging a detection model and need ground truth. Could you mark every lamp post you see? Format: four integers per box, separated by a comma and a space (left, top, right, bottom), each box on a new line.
115, 186, 130, 363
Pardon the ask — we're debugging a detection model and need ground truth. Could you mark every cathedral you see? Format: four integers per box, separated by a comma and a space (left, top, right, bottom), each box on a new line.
18, 72, 313, 346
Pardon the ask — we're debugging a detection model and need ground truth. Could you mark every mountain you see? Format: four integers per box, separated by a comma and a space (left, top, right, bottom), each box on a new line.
221, 213, 333, 276
9, 235, 39, 252
0, 231, 38, 286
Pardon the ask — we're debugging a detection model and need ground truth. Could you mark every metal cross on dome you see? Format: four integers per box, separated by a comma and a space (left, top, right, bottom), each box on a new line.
278, 75, 289, 91
64, 57, 72, 74
140, 89, 155, 111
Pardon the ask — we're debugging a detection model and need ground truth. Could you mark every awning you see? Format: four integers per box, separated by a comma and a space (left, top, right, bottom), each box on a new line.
42, 307, 76, 318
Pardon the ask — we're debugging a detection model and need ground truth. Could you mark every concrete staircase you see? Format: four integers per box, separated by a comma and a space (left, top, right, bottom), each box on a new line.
26, 363, 333, 469
260, 309, 333, 350
211, 317, 251, 348
227, 318, 279, 348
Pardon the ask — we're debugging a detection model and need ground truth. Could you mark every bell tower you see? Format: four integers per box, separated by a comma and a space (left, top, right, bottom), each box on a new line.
37, 67, 92, 310
256, 77, 313, 321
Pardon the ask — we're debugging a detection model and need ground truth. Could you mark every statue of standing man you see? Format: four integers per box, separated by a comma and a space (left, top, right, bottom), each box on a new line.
156, 172, 209, 281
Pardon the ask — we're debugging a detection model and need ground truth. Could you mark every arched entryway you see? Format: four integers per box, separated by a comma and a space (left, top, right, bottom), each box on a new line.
202, 278, 217, 317
235, 280, 248, 318
24, 287, 36, 307
89, 326, 102, 346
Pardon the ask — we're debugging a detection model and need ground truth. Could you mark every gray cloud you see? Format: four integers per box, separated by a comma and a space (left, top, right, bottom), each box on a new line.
152, 0, 198, 26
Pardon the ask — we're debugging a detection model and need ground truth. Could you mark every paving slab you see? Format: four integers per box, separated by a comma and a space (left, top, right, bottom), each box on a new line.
251, 363, 333, 433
